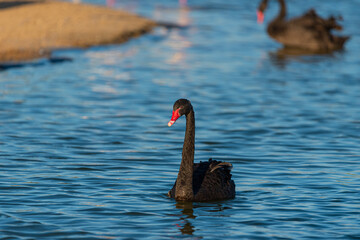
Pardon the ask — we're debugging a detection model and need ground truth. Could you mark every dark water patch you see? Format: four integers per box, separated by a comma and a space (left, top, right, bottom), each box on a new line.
71, 151, 106, 155
8, 158, 44, 162
0, 0, 40, 9
0, 185, 33, 191
0, 57, 73, 71
60, 167, 105, 171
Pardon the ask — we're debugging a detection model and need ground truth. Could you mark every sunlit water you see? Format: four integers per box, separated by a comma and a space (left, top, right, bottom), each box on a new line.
1, 0, 360, 239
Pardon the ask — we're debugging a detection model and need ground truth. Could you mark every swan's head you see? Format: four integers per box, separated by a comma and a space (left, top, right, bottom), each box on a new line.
257, 0, 268, 24
168, 99, 193, 127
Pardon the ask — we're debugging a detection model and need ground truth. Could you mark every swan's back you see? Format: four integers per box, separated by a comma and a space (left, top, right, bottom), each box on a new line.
267, 8, 349, 51
168, 159, 235, 201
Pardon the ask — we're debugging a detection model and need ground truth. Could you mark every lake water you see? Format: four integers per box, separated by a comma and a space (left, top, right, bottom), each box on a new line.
1, 0, 359, 239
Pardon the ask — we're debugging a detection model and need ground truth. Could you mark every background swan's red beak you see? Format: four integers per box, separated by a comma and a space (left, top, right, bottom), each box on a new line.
168, 109, 180, 127
257, 10, 264, 24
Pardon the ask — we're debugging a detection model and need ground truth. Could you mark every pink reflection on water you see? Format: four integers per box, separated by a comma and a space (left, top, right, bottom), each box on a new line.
106, 0, 116, 8
179, 0, 187, 8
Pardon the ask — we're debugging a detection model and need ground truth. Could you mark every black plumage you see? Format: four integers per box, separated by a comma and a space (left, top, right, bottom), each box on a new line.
257, 0, 349, 52
167, 99, 235, 202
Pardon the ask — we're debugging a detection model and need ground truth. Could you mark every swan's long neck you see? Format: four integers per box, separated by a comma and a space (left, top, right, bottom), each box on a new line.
268, 0, 287, 35
276, 0, 286, 21
175, 109, 195, 200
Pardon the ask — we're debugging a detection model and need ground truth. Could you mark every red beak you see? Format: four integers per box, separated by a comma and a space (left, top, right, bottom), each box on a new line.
257, 10, 264, 24
168, 109, 181, 127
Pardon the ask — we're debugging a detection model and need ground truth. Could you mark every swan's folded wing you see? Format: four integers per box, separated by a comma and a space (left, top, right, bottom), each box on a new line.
209, 161, 233, 173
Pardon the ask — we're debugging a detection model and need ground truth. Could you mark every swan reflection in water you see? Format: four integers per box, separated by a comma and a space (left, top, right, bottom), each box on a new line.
174, 201, 232, 236
267, 46, 344, 69
174, 202, 196, 235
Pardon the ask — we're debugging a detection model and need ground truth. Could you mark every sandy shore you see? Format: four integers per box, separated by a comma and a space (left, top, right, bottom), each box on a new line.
0, 0, 156, 62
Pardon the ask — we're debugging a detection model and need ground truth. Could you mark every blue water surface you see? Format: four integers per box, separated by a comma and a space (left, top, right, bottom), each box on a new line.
1, 0, 360, 239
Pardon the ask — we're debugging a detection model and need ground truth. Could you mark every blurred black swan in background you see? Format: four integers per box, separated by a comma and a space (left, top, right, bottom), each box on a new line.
167, 99, 235, 202
257, 0, 350, 52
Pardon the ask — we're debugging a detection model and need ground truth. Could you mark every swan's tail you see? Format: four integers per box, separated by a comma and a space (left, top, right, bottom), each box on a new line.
333, 35, 350, 49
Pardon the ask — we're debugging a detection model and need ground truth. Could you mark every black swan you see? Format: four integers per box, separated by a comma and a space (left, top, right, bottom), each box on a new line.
167, 99, 235, 202
257, 0, 349, 52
